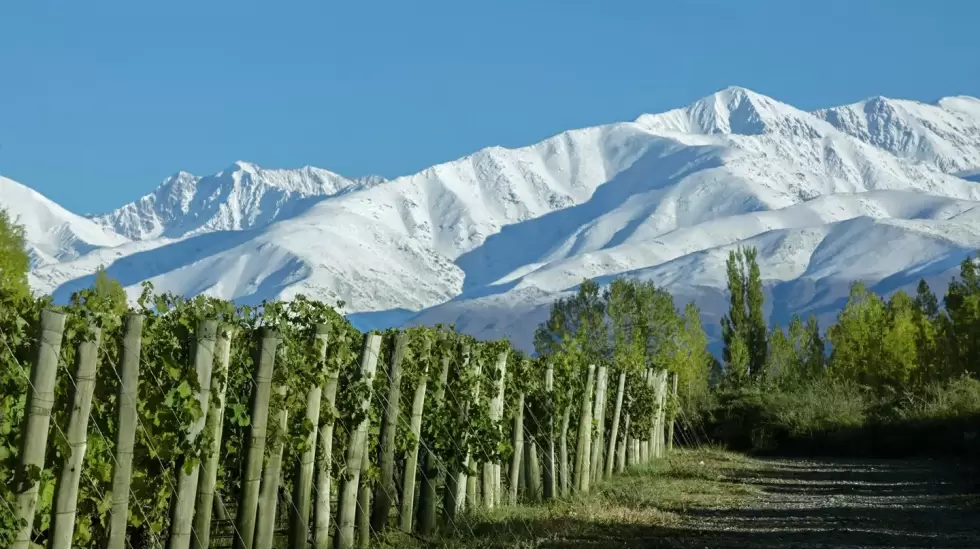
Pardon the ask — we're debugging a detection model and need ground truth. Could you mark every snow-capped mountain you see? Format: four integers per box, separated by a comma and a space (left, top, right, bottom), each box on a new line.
93, 161, 385, 240
6, 86, 980, 352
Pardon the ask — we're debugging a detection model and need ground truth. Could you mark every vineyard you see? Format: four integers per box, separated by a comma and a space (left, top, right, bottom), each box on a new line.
0, 276, 693, 549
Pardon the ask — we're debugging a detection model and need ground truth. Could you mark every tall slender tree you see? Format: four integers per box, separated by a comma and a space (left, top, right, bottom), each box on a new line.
915, 279, 939, 320
721, 248, 747, 367
744, 248, 768, 375
721, 246, 767, 382
803, 314, 825, 376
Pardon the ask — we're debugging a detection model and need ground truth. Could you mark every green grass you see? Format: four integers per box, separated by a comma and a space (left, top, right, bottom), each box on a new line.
382, 447, 762, 549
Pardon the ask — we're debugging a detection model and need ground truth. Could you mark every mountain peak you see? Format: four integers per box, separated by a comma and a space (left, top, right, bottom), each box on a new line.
635, 85, 806, 136
225, 160, 259, 174
710, 85, 768, 103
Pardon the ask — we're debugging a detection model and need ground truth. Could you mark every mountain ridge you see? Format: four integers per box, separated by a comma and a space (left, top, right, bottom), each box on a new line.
5, 86, 980, 352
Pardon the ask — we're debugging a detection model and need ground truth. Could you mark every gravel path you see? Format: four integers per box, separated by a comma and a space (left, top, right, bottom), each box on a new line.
522, 457, 980, 549
663, 457, 980, 549
398, 455, 979, 549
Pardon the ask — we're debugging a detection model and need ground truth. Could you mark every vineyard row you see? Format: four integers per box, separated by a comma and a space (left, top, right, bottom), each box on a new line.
1, 289, 678, 549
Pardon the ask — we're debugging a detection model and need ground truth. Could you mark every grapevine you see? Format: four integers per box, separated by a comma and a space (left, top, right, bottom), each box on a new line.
0, 263, 707, 548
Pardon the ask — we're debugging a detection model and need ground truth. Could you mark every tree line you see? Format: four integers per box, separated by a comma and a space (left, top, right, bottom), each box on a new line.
717, 244, 980, 394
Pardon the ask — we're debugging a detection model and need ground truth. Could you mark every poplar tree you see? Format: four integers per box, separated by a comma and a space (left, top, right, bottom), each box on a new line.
803, 314, 825, 376
744, 247, 768, 376
915, 279, 939, 320
721, 246, 767, 382
908, 279, 941, 384
721, 249, 746, 367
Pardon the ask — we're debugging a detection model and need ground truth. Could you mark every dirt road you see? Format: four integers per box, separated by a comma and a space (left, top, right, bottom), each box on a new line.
666, 457, 980, 549
395, 451, 980, 549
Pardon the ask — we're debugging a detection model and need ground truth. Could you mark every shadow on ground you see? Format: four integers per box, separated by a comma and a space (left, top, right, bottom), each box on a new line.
422, 458, 979, 549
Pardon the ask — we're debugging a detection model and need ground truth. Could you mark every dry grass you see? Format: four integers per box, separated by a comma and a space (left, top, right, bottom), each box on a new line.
378, 447, 980, 549
383, 447, 762, 549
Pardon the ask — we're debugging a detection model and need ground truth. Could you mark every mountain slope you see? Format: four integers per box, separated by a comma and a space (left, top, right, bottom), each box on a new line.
814, 95, 980, 172
0, 176, 129, 267
8, 86, 980, 352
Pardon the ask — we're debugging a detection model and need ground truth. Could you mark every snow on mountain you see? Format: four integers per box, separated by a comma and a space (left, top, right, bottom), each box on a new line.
814, 95, 980, 172
0, 176, 129, 267
33, 122, 658, 312
8, 86, 980, 352
93, 161, 385, 240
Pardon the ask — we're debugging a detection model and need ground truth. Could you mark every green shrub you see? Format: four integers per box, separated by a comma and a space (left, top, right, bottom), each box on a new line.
897, 376, 980, 421
702, 374, 980, 457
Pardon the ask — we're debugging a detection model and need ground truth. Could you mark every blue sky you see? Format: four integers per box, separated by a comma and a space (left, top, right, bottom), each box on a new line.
1, 0, 977, 213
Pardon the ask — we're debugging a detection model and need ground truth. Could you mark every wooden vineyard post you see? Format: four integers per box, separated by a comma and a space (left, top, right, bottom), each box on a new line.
48, 325, 102, 549
334, 332, 382, 549
605, 371, 626, 479
371, 332, 408, 534
254, 382, 288, 549
12, 310, 66, 549
192, 325, 235, 549
314, 336, 342, 549
507, 392, 525, 505
668, 372, 679, 452
167, 319, 218, 549
290, 324, 330, 549
523, 431, 541, 502
618, 413, 630, 472
541, 362, 556, 500
648, 369, 659, 461
654, 371, 665, 458
589, 365, 608, 483
573, 364, 595, 493
658, 370, 669, 458
356, 452, 371, 549
108, 313, 143, 549
417, 340, 452, 535
518, 445, 527, 494
495, 357, 510, 507
398, 337, 432, 532
463, 355, 484, 510
234, 328, 281, 549
650, 369, 666, 459
442, 344, 472, 525
624, 374, 636, 468
482, 349, 508, 509
640, 369, 652, 464
558, 388, 573, 496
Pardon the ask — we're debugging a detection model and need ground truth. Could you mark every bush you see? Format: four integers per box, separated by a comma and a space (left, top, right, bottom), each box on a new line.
702, 374, 980, 457
896, 376, 980, 421
704, 377, 867, 453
